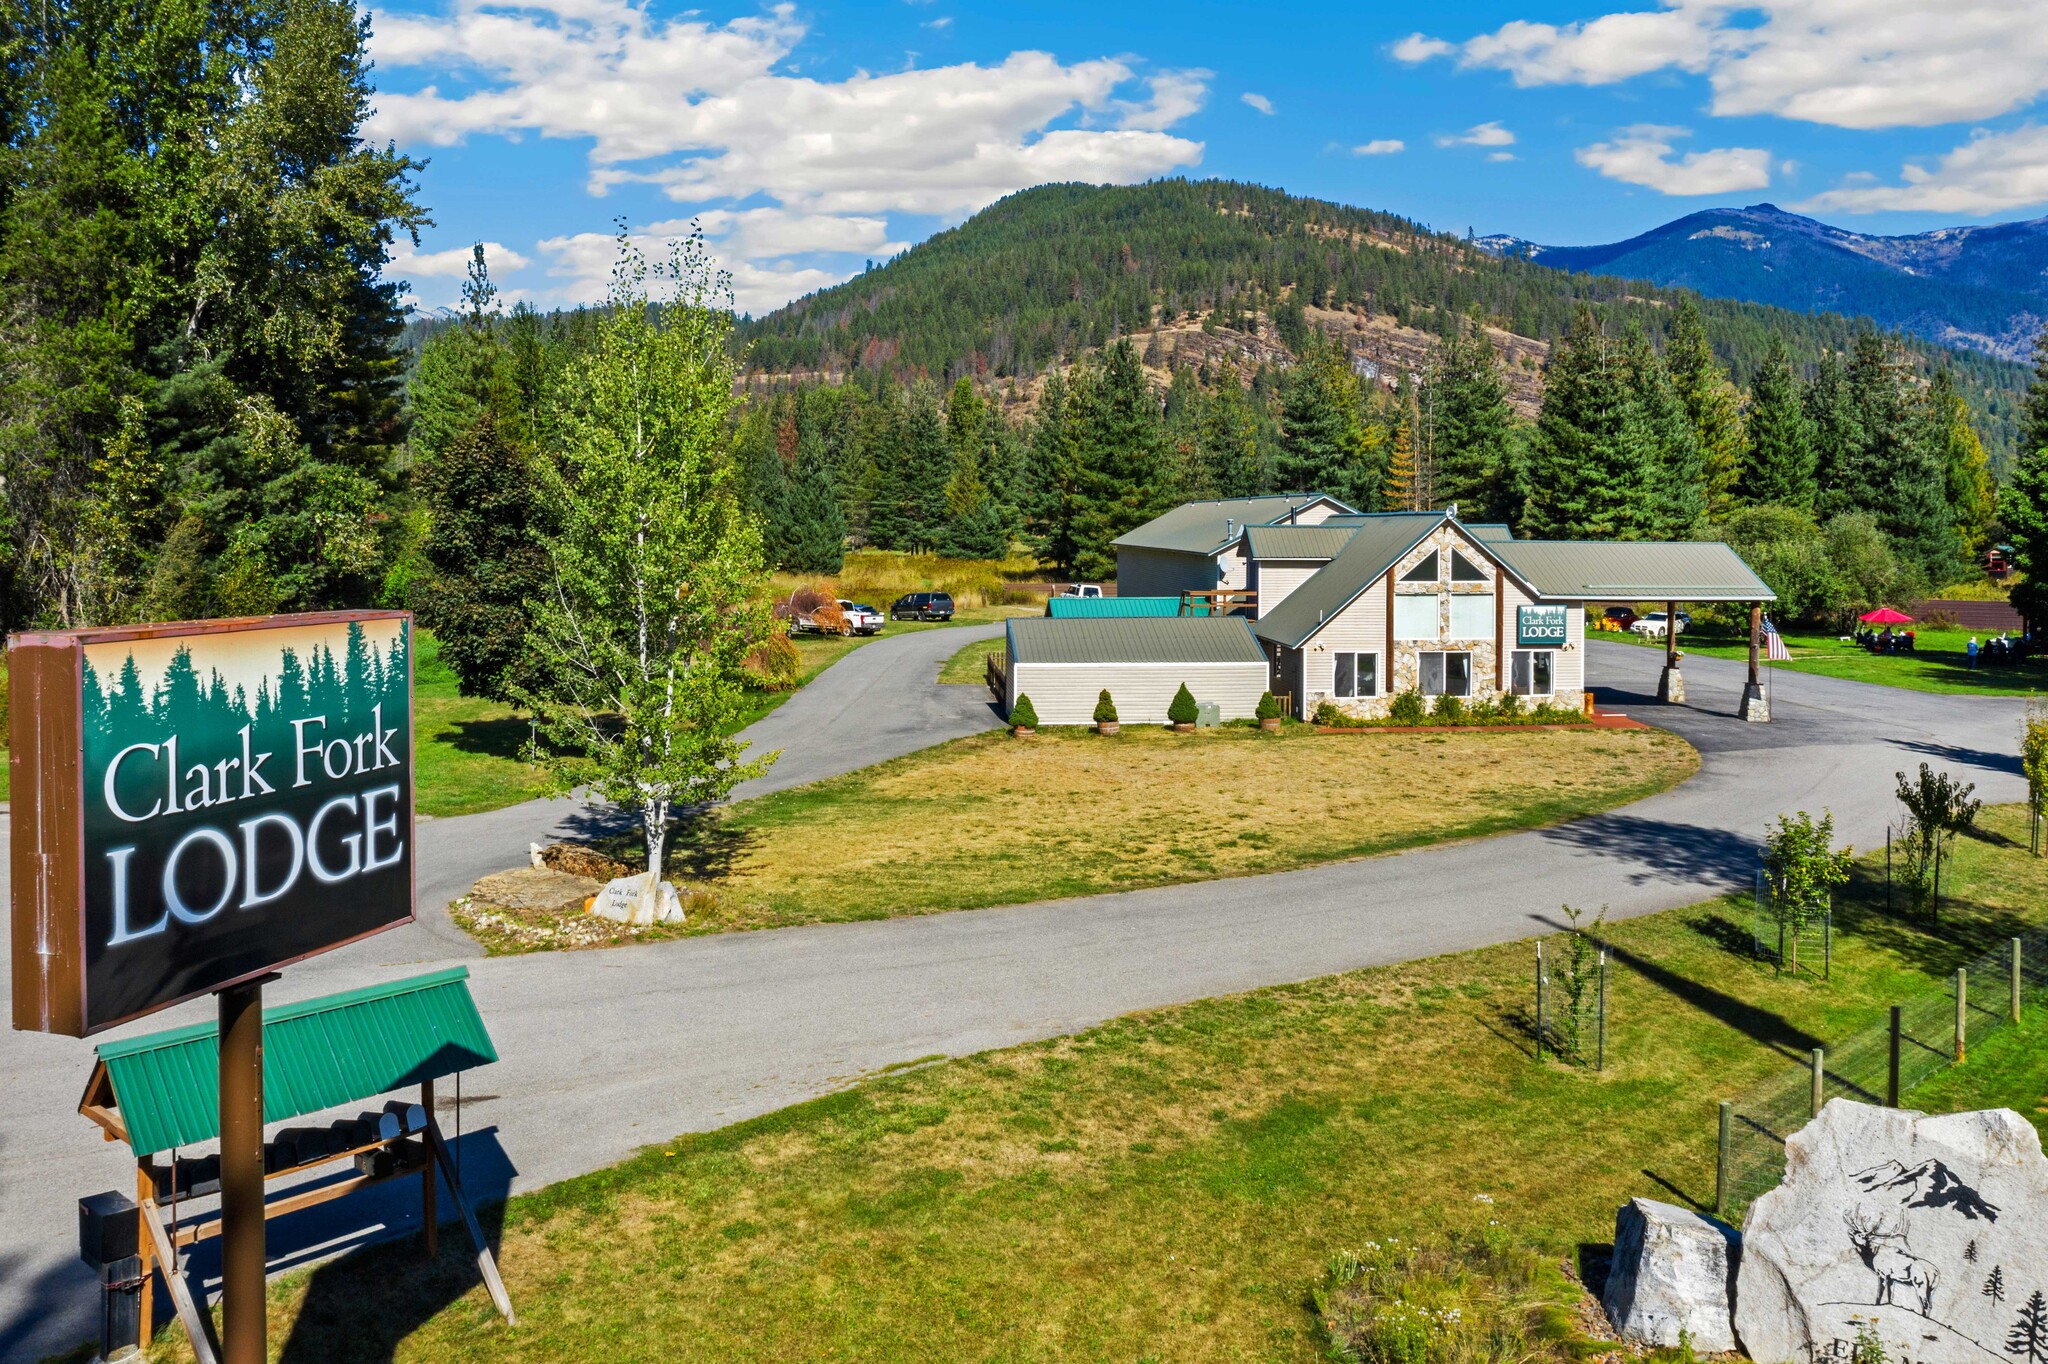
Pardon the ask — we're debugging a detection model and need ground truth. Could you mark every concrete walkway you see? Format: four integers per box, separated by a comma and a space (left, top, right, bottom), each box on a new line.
0, 638, 2025, 1360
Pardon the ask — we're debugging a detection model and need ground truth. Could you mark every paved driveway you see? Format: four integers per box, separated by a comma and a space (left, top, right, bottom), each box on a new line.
0, 638, 2025, 1360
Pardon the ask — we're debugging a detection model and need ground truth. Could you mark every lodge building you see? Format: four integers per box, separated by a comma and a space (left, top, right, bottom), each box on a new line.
1000, 494, 1776, 726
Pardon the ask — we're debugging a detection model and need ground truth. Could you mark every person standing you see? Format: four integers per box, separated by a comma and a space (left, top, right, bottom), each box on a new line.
1967, 636, 1979, 669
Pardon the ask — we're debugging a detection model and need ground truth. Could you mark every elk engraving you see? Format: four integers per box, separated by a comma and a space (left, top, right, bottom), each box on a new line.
1845, 1208, 1940, 1316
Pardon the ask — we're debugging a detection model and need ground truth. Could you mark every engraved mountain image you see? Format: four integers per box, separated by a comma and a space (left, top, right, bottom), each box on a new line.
1855, 1159, 2003, 1222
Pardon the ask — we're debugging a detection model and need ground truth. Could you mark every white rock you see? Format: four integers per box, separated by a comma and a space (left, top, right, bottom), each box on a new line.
591, 872, 685, 926
1602, 1197, 1741, 1351
529, 841, 546, 869
1735, 1099, 2048, 1364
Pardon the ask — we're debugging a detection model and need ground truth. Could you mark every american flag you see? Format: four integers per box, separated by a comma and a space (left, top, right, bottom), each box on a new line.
1763, 617, 1792, 662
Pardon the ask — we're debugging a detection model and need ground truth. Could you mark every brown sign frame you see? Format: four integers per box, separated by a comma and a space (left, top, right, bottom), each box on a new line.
10, 610, 416, 1037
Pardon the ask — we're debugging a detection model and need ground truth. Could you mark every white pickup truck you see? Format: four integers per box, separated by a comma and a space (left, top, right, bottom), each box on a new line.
1055, 584, 1105, 599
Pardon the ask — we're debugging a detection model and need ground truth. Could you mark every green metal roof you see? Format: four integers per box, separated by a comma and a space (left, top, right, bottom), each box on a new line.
1488, 541, 1775, 602
1045, 595, 1183, 618
1251, 514, 1445, 648
1111, 494, 1353, 556
1465, 523, 1514, 542
1242, 525, 1358, 561
1008, 617, 1267, 666
95, 967, 497, 1156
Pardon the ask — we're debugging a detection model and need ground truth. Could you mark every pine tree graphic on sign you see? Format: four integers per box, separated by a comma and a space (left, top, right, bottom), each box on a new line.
2010, 1290, 2048, 1364
1985, 1267, 2007, 1307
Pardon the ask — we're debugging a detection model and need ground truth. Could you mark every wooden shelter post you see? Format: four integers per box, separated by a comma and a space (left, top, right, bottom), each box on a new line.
1656, 598, 1686, 704
1740, 602, 1771, 722
218, 978, 269, 1364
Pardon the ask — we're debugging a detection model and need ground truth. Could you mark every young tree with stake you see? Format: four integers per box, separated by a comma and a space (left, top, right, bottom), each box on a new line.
1761, 810, 1853, 976
517, 230, 775, 910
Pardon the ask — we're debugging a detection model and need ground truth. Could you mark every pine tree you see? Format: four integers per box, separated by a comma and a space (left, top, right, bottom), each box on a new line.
1201, 358, 1268, 497
1384, 409, 1420, 511
1025, 369, 1087, 574
1426, 325, 1516, 520
1072, 339, 1164, 578
1523, 309, 1661, 540
1274, 334, 1360, 498
901, 380, 956, 550
735, 404, 790, 560
780, 442, 847, 574
1739, 336, 1817, 512
1621, 320, 1708, 537
1843, 333, 1957, 582
1665, 296, 1746, 517
1805, 351, 1865, 521
2010, 1289, 2048, 1364
2002, 326, 2048, 627
1983, 1266, 2005, 1307
1924, 368, 1995, 556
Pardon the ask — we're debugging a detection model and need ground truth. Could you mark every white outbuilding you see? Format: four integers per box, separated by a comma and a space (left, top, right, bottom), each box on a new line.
1001, 617, 1270, 725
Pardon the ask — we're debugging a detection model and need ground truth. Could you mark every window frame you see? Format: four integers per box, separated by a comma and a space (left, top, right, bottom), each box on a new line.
1447, 592, 1495, 640
1332, 651, 1379, 700
1419, 650, 1473, 697
1393, 593, 1441, 640
1399, 551, 1441, 584
1511, 649, 1556, 697
1449, 549, 1490, 583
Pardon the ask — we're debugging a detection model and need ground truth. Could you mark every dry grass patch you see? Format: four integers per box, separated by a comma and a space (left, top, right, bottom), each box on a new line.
661, 725, 1697, 932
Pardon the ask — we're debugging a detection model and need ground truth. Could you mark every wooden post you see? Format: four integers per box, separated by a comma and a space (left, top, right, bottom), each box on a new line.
421, 1079, 439, 1259
1955, 968, 1968, 1063
1715, 1101, 1732, 1218
425, 1117, 517, 1324
2015, 938, 2025, 1023
1596, 950, 1608, 1072
1534, 941, 1546, 1059
218, 978, 267, 1364
136, 1162, 156, 1351
1810, 1047, 1825, 1120
1748, 604, 1762, 690
1666, 600, 1679, 672
1887, 1006, 1902, 1106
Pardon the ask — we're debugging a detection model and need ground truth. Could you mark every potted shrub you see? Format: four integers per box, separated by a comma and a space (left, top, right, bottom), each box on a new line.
1093, 689, 1120, 735
1255, 690, 1282, 731
1167, 682, 1199, 733
1010, 693, 1039, 736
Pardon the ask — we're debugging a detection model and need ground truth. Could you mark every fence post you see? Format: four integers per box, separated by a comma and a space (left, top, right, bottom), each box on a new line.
1824, 909, 1832, 982
1534, 941, 1545, 1060
1887, 1006, 1902, 1106
1597, 950, 1608, 1072
1956, 967, 1968, 1063
1932, 837, 1943, 919
1811, 1047, 1825, 1120
2015, 938, 2025, 1023
1716, 1101, 1732, 1219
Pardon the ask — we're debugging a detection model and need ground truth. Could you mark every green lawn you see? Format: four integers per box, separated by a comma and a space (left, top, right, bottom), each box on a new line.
174, 804, 2047, 1363
938, 630, 1003, 684
1604, 621, 2047, 695
411, 633, 557, 818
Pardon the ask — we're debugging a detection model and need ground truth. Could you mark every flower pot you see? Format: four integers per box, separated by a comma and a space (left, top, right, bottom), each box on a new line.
1096, 722, 1120, 735
1171, 722, 1195, 733
1258, 717, 1281, 732
1012, 725, 1035, 737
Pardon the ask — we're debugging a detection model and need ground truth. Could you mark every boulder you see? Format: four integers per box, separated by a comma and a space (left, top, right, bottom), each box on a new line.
1602, 1197, 1741, 1351
539, 841, 632, 882
591, 872, 685, 926
471, 867, 603, 914
1735, 1099, 2048, 1364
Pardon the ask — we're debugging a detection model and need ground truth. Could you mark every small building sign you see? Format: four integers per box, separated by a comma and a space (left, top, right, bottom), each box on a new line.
10, 612, 415, 1036
1516, 604, 1569, 647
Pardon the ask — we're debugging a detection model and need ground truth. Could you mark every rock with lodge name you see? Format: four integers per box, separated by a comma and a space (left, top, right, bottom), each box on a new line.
1602, 1197, 1740, 1351
591, 872, 684, 926
1734, 1099, 2048, 1364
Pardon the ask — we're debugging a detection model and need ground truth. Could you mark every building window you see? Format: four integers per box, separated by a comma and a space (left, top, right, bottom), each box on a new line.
1400, 551, 1440, 583
1333, 652, 1378, 699
1448, 593, 1494, 639
1450, 549, 1489, 583
1420, 651, 1472, 697
1511, 650, 1555, 696
1393, 594, 1440, 639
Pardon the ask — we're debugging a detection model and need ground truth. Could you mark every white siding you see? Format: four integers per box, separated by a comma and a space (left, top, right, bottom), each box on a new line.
1497, 573, 1585, 700
1299, 572, 1390, 713
1010, 663, 1268, 725
1215, 542, 1250, 591
1292, 500, 1343, 525
1115, 547, 1214, 598
1254, 560, 1326, 616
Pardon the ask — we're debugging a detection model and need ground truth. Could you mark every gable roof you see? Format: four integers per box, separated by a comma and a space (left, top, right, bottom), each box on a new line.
1243, 524, 1360, 562
1251, 513, 1446, 648
1465, 523, 1514, 542
1045, 595, 1183, 618
1489, 541, 1775, 602
1111, 494, 1354, 557
1008, 616, 1267, 666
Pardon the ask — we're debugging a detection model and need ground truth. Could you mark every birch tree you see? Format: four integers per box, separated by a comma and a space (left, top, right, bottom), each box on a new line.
517, 230, 773, 889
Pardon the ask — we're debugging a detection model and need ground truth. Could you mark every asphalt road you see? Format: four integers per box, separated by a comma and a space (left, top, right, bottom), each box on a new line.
0, 636, 2027, 1360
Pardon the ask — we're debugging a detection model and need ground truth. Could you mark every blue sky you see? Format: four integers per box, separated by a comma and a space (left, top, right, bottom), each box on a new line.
369, 0, 2048, 315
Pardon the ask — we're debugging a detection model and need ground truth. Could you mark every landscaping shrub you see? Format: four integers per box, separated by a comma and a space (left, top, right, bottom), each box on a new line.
1495, 691, 1522, 718
1255, 690, 1280, 721
1010, 694, 1038, 729
1433, 695, 1466, 725
1167, 682, 1198, 726
1314, 699, 1365, 728
1315, 1233, 1581, 1364
1093, 689, 1118, 724
1388, 690, 1426, 726
742, 631, 802, 691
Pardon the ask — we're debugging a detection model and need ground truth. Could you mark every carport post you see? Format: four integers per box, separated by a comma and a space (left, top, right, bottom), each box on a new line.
1739, 602, 1770, 722
1656, 600, 1685, 704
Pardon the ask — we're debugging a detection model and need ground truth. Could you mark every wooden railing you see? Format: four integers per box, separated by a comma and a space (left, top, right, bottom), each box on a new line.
985, 651, 1006, 701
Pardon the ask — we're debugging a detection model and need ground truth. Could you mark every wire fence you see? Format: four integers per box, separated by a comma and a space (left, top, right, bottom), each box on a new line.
1717, 925, 2048, 1222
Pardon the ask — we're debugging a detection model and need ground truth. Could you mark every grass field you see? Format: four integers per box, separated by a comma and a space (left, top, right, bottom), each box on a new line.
642, 724, 1700, 935
1603, 621, 2046, 695
938, 630, 1004, 684
175, 804, 2048, 1364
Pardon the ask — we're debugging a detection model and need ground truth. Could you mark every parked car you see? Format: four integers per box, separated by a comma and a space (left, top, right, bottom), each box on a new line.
1056, 584, 1105, 599
891, 591, 955, 621
838, 600, 885, 636
1630, 610, 1692, 638
1597, 606, 1638, 632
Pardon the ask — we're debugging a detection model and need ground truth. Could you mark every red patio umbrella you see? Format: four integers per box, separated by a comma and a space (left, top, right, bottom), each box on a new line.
1859, 607, 1915, 624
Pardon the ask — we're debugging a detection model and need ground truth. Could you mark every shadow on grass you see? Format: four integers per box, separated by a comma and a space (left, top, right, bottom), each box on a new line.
430, 714, 535, 760
668, 815, 762, 883
1637, 1168, 1709, 1212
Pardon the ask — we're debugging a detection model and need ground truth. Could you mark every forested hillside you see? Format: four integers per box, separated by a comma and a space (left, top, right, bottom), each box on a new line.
736, 179, 2029, 462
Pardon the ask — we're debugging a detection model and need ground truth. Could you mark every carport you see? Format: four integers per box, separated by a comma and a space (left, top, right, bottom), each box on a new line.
1488, 541, 1779, 721
1002, 617, 1270, 725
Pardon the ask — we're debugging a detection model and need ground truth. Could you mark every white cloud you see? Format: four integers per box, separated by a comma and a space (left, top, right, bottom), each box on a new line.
1436, 120, 1515, 148
1395, 1, 2048, 130
1574, 124, 1773, 195
1352, 139, 1405, 155
369, 1, 1204, 309
389, 240, 532, 276
1800, 124, 2048, 214
923, 15, 951, 29
1241, 92, 1275, 115
1487, 151, 1517, 162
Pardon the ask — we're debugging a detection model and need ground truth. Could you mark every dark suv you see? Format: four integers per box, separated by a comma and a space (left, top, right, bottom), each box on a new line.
891, 591, 955, 621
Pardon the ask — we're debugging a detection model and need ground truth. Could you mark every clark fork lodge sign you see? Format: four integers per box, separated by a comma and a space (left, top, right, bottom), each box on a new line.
10, 611, 415, 1036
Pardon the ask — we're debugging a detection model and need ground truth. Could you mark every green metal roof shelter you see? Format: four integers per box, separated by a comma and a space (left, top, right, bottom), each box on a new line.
1044, 595, 1183, 619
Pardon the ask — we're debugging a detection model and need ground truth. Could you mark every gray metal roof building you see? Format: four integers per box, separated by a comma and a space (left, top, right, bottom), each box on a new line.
1007, 616, 1267, 666
1488, 541, 1775, 602
1108, 493, 1353, 556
